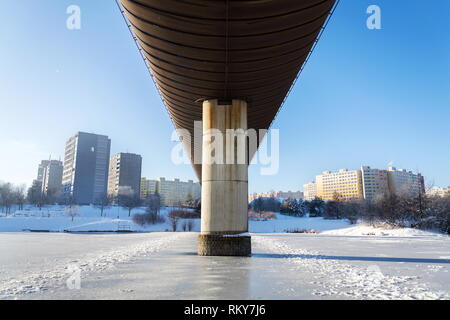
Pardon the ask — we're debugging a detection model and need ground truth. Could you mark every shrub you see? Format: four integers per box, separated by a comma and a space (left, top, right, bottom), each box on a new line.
285, 228, 318, 234
248, 210, 277, 221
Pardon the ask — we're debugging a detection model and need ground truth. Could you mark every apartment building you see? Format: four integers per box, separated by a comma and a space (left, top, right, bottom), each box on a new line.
361, 166, 389, 200
62, 132, 111, 204
387, 166, 425, 197
303, 182, 317, 201
107, 153, 142, 198
140, 177, 201, 206
316, 169, 363, 201
41, 160, 63, 196
248, 190, 303, 202
306, 165, 426, 201
140, 177, 158, 199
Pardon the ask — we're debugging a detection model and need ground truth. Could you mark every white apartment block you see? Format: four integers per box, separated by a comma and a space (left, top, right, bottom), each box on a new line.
387, 166, 425, 197
361, 166, 389, 200
303, 182, 317, 201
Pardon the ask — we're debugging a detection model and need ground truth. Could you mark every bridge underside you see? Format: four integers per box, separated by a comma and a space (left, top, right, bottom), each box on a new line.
120, 0, 336, 179
119, 0, 336, 255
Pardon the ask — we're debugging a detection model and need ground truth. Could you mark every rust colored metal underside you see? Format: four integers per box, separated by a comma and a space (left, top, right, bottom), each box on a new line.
120, 0, 336, 179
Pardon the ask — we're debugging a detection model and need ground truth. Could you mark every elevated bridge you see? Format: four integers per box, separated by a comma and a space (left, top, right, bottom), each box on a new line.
118, 0, 337, 256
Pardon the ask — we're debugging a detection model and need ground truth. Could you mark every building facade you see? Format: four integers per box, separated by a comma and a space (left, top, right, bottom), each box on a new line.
361, 166, 389, 200
306, 165, 425, 202
41, 160, 63, 197
140, 177, 158, 199
62, 132, 111, 205
248, 190, 303, 202
303, 182, 317, 201
426, 186, 449, 197
387, 166, 425, 197
107, 153, 142, 198
140, 177, 201, 206
36, 160, 50, 183
316, 169, 364, 201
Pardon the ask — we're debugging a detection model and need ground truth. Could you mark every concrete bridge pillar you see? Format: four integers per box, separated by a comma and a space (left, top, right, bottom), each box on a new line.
198, 99, 251, 256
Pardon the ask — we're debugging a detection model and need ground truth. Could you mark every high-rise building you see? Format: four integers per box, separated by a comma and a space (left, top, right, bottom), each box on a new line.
316, 169, 364, 201
361, 166, 389, 200
387, 166, 425, 197
107, 153, 142, 198
303, 182, 317, 201
41, 160, 63, 197
62, 132, 111, 204
36, 160, 50, 183
140, 177, 201, 206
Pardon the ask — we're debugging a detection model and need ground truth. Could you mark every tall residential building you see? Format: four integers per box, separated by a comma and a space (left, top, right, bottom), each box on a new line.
387, 166, 425, 197
361, 166, 389, 200
36, 160, 50, 183
303, 182, 317, 201
41, 160, 63, 196
316, 169, 363, 201
140, 177, 201, 206
62, 132, 111, 205
107, 153, 142, 198
140, 177, 158, 199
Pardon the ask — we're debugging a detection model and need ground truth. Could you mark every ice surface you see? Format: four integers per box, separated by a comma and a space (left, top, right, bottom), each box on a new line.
0, 232, 448, 300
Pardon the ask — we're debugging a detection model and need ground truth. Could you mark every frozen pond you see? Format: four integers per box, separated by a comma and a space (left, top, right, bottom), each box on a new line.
0, 232, 449, 300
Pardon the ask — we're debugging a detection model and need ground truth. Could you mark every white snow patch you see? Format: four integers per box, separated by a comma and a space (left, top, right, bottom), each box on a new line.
0, 232, 189, 299
321, 224, 447, 238
253, 235, 450, 300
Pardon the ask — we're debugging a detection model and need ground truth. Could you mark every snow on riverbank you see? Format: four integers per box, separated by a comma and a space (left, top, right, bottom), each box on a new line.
0, 205, 447, 237
321, 224, 447, 238
0, 205, 352, 233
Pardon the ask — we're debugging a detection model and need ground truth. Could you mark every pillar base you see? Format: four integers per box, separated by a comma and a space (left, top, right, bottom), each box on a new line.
197, 234, 251, 256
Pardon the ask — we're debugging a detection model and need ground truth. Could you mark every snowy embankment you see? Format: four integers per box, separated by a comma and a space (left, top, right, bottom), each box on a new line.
0, 205, 351, 233
0, 205, 447, 237
321, 224, 447, 238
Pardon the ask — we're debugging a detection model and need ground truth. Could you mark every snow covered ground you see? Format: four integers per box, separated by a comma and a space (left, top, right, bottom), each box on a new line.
0, 231, 448, 300
0, 205, 448, 300
0, 205, 351, 233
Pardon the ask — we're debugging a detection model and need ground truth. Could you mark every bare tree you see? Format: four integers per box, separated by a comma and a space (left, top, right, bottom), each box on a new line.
27, 180, 47, 211
14, 185, 26, 211
0, 182, 14, 214
67, 205, 79, 222
95, 194, 113, 217
119, 194, 142, 217
167, 210, 181, 231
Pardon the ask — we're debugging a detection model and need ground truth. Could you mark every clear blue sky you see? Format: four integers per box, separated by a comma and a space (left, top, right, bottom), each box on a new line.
0, 0, 449, 192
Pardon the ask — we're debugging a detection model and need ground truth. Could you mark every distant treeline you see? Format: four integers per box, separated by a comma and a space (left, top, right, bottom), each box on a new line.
249, 193, 450, 234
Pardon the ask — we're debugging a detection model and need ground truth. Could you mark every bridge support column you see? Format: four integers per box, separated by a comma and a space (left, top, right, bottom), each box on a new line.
198, 99, 251, 256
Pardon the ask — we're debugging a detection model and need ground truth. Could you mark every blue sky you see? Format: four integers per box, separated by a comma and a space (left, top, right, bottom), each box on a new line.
0, 0, 449, 192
